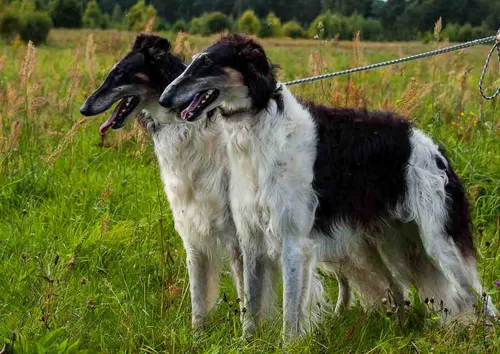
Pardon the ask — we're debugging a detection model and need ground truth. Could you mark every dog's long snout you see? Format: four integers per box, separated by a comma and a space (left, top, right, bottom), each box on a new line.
159, 84, 176, 108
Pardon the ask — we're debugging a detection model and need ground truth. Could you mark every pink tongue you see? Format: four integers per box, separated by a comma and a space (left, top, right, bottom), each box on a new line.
99, 113, 117, 136
99, 99, 126, 136
181, 92, 204, 120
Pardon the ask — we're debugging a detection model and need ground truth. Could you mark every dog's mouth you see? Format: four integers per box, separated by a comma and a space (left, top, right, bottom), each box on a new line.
180, 89, 219, 122
99, 96, 141, 135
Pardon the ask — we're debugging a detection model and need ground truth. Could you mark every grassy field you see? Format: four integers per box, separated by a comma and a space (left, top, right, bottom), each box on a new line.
0, 29, 499, 353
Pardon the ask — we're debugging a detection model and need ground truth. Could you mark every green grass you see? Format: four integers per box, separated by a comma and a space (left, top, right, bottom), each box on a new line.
1, 30, 499, 353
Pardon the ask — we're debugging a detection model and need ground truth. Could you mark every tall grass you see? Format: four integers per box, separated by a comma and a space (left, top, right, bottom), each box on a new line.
0, 29, 499, 352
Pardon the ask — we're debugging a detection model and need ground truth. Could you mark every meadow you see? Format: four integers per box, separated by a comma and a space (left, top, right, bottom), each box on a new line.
0, 28, 499, 353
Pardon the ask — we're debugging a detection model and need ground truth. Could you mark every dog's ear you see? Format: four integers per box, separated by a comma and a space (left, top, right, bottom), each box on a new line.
239, 39, 277, 112
132, 34, 153, 51
133, 34, 172, 60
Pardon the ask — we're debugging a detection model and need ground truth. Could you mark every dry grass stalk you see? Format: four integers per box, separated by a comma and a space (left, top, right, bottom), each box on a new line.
395, 78, 432, 117
0, 55, 6, 75
133, 121, 148, 156
43, 117, 88, 167
20, 42, 36, 89
6, 84, 24, 119
144, 16, 156, 33
434, 17, 442, 42
455, 67, 472, 118
99, 175, 113, 205
63, 47, 83, 109
352, 30, 363, 67
173, 32, 184, 55
85, 35, 97, 89
3, 120, 22, 153
20, 42, 41, 117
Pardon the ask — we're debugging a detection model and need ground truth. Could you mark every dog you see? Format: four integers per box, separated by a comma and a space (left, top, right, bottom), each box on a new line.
159, 33, 497, 328
80, 34, 243, 330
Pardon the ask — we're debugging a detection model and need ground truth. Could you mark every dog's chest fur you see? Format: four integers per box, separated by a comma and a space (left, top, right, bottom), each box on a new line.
152, 119, 233, 250
222, 90, 318, 256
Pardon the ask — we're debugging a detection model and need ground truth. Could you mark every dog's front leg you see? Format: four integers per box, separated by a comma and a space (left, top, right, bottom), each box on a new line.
282, 237, 304, 340
186, 250, 208, 329
241, 247, 263, 338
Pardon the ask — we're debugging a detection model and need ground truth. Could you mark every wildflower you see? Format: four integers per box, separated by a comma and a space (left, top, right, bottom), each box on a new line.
495, 280, 500, 287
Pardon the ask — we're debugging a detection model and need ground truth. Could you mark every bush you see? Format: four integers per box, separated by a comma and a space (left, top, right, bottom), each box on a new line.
457, 23, 473, 42
260, 12, 281, 38
124, 0, 157, 32
202, 12, 230, 34
237, 10, 260, 35
82, 0, 104, 29
0, 10, 22, 42
19, 12, 52, 44
361, 18, 383, 41
156, 19, 170, 32
189, 17, 203, 34
282, 21, 305, 39
309, 12, 331, 39
172, 19, 187, 33
442, 23, 460, 41
50, 0, 82, 28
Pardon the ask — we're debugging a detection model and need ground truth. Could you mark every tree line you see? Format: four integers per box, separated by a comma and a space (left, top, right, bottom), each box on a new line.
1, 0, 499, 44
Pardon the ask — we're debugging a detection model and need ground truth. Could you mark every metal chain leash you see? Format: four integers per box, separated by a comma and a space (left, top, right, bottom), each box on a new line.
479, 29, 500, 100
284, 29, 500, 100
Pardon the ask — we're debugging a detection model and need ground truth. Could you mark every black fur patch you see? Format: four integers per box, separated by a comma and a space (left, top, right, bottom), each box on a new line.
126, 34, 186, 92
204, 33, 281, 113
437, 148, 475, 258
303, 104, 413, 232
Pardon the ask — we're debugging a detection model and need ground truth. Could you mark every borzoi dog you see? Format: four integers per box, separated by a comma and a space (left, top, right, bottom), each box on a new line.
80, 35, 243, 330
159, 33, 497, 329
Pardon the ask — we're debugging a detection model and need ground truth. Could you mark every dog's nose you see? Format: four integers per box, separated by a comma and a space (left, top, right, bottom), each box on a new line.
159, 86, 176, 108
80, 102, 92, 116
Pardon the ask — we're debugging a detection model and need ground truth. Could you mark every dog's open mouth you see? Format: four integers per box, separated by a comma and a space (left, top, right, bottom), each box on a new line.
181, 89, 219, 121
99, 96, 140, 135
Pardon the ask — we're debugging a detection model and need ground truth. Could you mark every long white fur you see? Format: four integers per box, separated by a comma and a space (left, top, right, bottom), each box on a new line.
219, 85, 324, 337
141, 103, 243, 329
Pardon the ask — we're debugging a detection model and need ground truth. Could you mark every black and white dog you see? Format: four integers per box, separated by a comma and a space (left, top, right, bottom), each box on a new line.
159, 33, 497, 330
80, 35, 244, 330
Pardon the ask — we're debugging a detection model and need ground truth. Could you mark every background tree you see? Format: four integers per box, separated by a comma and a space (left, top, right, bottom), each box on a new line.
50, 0, 82, 28
260, 12, 281, 37
82, 0, 105, 28
124, 0, 157, 31
282, 20, 305, 38
237, 9, 260, 35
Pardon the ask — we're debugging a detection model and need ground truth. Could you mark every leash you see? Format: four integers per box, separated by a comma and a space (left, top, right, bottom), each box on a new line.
284, 29, 500, 100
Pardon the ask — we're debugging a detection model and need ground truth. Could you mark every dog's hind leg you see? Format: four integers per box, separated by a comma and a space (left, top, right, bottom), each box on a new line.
298, 241, 326, 331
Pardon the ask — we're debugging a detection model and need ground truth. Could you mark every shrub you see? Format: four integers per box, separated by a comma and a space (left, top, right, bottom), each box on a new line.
19, 11, 53, 44
361, 18, 383, 41
0, 10, 22, 42
82, 0, 104, 29
124, 0, 157, 32
260, 12, 281, 38
309, 12, 331, 39
172, 19, 188, 33
237, 10, 260, 35
282, 21, 305, 39
189, 17, 203, 34
202, 12, 230, 34
156, 19, 170, 32
50, 0, 82, 28
111, 4, 123, 27
442, 23, 460, 41
457, 23, 473, 42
